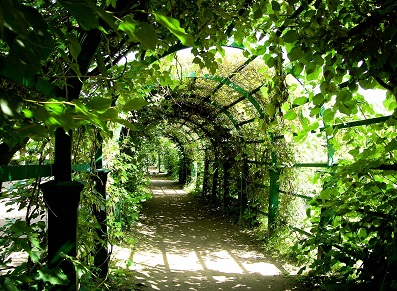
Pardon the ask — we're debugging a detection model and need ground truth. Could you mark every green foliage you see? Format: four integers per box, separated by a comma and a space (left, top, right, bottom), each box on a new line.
1, 0, 397, 290
296, 121, 397, 289
0, 138, 56, 290
107, 136, 152, 233
161, 140, 181, 179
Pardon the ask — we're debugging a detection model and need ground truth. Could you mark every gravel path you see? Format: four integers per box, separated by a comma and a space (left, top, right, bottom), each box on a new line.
125, 174, 304, 290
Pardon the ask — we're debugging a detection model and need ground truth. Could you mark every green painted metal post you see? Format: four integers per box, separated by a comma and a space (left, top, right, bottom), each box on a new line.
95, 132, 103, 170
239, 152, 249, 224
268, 170, 280, 237
318, 110, 335, 259
268, 134, 280, 237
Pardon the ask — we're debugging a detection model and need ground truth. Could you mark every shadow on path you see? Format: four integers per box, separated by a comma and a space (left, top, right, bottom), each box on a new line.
120, 173, 304, 290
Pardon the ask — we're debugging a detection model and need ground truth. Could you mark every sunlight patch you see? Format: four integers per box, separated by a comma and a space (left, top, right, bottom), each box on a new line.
167, 251, 203, 271
202, 250, 244, 274
242, 262, 281, 276
132, 250, 165, 269
112, 246, 131, 268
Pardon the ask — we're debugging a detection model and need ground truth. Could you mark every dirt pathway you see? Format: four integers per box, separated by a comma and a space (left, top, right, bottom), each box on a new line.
127, 174, 304, 290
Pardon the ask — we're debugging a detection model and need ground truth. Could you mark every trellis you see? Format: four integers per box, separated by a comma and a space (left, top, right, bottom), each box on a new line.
2, 44, 395, 290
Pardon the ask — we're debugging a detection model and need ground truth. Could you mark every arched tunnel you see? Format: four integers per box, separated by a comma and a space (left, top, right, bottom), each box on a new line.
124, 47, 280, 225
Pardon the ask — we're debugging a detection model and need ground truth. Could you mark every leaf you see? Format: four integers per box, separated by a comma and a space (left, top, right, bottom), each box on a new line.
313, 54, 324, 66
37, 268, 69, 285
253, 8, 262, 19
383, 96, 397, 111
305, 62, 316, 75
358, 228, 367, 238
116, 118, 136, 131
312, 93, 324, 106
4, 278, 19, 291
272, 1, 281, 11
86, 97, 112, 111
322, 108, 335, 124
101, 108, 118, 120
69, 63, 82, 76
119, 17, 139, 42
58, 0, 99, 30
287, 46, 302, 62
88, 2, 119, 32
283, 30, 299, 43
134, 22, 158, 50
66, 33, 81, 60
293, 97, 309, 106
153, 12, 194, 46
122, 97, 149, 111
385, 139, 397, 152
284, 109, 297, 120
266, 103, 276, 117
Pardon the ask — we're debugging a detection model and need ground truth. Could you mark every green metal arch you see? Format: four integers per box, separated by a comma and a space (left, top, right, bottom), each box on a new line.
201, 74, 265, 118
184, 72, 265, 128
206, 99, 240, 129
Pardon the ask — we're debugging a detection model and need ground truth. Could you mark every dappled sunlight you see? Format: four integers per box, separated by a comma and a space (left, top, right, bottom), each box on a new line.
112, 245, 132, 269
110, 174, 302, 290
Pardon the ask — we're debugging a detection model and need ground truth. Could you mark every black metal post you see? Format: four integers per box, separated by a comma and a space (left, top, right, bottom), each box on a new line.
53, 128, 72, 182
211, 158, 219, 203
222, 160, 230, 209
202, 154, 210, 197
93, 169, 110, 278
41, 181, 84, 290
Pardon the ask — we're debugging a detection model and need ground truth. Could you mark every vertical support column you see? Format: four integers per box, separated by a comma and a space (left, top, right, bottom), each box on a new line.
268, 135, 280, 237
222, 159, 230, 209
157, 152, 161, 173
93, 169, 110, 278
40, 181, 84, 290
268, 169, 280, 237
42, 127, 83, 290
317, 126, 335, 259
239, 151, 249, 224
95, 132, 103, 170
191, 161, 196, 183
202, 152, 210, 197
211, 157, 219, 203
53, 127, 72, 182
196, 161, 202, 191
179, 154, 187, 184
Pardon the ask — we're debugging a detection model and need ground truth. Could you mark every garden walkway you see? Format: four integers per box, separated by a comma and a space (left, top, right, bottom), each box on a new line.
117, 173, 304, 290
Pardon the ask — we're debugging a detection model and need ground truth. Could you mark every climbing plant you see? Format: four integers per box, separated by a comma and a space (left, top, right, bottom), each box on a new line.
1, 0, 397, 289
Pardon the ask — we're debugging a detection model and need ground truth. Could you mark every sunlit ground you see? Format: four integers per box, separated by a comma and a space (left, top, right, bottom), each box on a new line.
0, 197, 33, 274
111, 173, 302, 290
